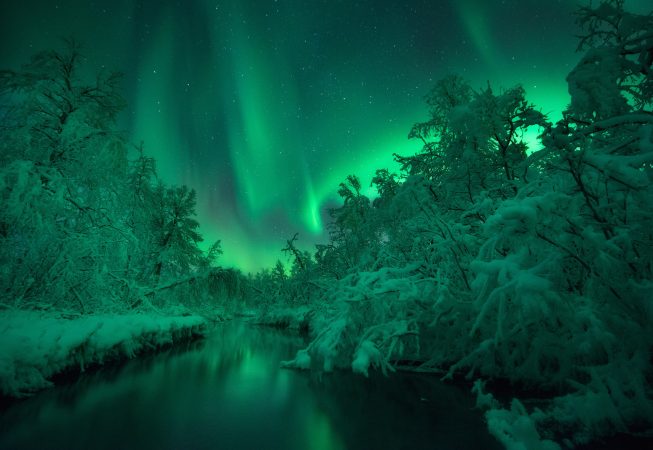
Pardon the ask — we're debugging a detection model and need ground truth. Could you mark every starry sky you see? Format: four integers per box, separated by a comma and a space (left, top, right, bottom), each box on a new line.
1, 0, 649, 272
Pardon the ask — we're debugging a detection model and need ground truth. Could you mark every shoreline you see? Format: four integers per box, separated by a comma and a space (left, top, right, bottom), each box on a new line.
0, 310, 209, 398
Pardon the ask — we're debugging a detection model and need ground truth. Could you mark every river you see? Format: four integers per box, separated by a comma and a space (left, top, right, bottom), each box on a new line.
0, 321, 502, 449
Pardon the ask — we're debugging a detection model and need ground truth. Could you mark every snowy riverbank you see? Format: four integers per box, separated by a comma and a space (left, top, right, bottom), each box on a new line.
252, 306, 314, 332
0, 310, 208, 397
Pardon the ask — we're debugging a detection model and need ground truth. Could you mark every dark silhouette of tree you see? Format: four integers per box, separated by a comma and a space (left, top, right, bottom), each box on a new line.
282, 233, 307, 272
151, 185, 204, 280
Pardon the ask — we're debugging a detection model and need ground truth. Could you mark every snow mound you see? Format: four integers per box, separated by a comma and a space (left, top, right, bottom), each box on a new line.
0, 310, 207, 397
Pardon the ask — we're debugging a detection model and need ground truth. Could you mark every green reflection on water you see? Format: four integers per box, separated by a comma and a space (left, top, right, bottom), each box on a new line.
305, 409, 346, 450
0, 323, 500, 450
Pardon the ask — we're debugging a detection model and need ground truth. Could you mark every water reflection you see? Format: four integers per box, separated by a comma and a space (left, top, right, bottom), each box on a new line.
308, 371, 500, 450
0, 322, 499, 450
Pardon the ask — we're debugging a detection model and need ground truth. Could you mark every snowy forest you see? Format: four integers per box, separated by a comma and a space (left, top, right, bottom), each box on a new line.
1, 1, 652, 449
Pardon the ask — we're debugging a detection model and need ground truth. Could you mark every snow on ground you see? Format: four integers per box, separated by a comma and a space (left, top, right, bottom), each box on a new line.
0, 310, 208, 397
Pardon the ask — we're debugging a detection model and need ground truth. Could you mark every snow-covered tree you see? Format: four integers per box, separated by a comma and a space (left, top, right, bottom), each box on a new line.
0, 41, 132, 311
570, 0, 652, 117
276, 3, 652, 447
0, 42, 226, 313
148, 184, 205, 281
461, 1, 653, 443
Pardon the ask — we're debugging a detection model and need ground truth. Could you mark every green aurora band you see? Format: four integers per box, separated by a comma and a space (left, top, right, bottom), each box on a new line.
2, 0, 650, 272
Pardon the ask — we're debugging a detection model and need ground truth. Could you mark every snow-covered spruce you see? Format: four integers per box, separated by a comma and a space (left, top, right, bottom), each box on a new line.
0, 310, 207, 397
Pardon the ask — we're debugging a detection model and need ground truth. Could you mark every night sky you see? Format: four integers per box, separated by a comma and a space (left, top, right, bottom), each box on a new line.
2, 0, 649, 272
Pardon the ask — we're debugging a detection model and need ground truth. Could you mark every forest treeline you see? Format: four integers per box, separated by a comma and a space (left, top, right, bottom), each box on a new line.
1, 0, 652, 447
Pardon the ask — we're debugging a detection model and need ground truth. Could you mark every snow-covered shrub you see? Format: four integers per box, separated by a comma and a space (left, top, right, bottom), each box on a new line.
283, 266, 423, 375
485, 399, 561, 450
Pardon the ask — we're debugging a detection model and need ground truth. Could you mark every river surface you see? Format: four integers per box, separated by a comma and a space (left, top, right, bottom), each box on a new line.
0, 322, 502, 450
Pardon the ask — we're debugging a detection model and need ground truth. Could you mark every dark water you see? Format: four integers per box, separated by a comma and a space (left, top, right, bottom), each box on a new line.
0, 322, 501, 450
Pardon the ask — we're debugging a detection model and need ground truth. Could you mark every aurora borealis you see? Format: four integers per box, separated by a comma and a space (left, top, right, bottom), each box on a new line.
2, 0, 650, 271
